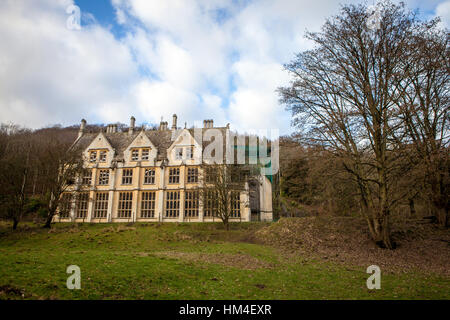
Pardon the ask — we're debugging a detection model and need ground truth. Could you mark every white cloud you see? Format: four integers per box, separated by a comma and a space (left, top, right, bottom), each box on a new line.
0, 0, 138, 127
0, 0, 448, 135
436, 1, 450, 27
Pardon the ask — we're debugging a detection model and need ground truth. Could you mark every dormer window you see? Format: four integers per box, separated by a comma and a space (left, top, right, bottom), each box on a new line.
175, 148, 183, 160
187, 146, 194, 159
99, 150, 107, 162
142, 148, 150, 160
131, 149, 139, 161
89, 151, 97, 162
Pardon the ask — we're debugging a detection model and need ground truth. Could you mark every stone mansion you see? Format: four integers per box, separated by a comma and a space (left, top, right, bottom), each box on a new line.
57, 115, 273, 223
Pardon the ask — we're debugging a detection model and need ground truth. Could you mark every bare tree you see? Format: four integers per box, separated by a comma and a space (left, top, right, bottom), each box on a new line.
0, 124, 35, 229
394, 21, 449, 226
33, 133, 86, 228
278, 1, 422, 248
200, 164, 255, 230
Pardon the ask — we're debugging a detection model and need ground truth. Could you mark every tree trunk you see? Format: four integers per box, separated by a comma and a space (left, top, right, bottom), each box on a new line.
223, 218, 229, 231
370, 214, 394, 249
365, 207, 394, 249
435, 207, 448, 228
12, 218, 19, 230
43, 217, 52, 228
409, 198, 416, 218
43, 210, 55, 228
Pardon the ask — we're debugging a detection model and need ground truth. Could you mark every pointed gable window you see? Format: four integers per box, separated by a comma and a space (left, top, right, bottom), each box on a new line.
131, 149, 139, 161
89, 151, 97, 162
99, 150, 107, 162
142, 148, 150, 160
175, 147, 183, 160
186, 146, 194, 159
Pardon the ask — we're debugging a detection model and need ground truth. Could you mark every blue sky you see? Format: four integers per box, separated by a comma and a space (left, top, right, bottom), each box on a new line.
0, 0, 449, 135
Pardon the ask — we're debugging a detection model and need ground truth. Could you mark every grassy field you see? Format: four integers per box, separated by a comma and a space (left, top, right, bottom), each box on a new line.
0, 221, 448, 300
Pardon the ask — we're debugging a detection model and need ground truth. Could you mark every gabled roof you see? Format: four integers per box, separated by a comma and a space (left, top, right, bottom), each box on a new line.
72, 127, 230, 163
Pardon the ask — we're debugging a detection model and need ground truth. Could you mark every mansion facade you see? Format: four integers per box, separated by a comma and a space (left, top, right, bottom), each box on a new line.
56, 115, 273, 223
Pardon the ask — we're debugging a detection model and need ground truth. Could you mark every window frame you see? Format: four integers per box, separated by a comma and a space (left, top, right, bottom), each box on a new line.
117, 192, 133, 218
131, 149, 139, 161
187, 167, 198, 183
76, 192, 89, 218
82, 169, 92, 185
93, 192, 109, 218
165, 191, 180, 218
59, 193, 72, 218
231, 191, 241, 218
121, 168, 133, 185
184, 190, 199, 218
89, 151, 97, 162
99, 150, 107, 162
168, 167, 180, 184
140, 191, 156, 218
98, 169, 110, 185
204, 190, 218, 217
141, 148, 150, 161
144, 168, 156, 185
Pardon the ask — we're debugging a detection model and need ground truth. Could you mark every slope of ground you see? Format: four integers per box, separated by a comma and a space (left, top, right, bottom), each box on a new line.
0, 220, 448, 300
255, 217, 450, 275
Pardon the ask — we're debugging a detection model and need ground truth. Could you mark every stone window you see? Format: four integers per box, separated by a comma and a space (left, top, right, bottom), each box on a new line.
141, 148, 150, 160
175, 147, 183, 160
122, 168, 133, 185
131, 149, 139, 161
93, 192, 109, 218
99, 150, 107, 162
186, 146, 194, 159
165, 191, 180, 217
117, 192, 133, 218
98, 169, 109, 185
204, 166, 215, 183
76, 192, 89, 218
168, 167, 180, 184
144, 168, 155, 184
140, 191, 156, 218
184, 190, 199, 218
59, 193, 72, 218
82, 170, 92, 185
204, 191, 218, 217
231, 191, 241, 218
89, 151, 97, 162
187, 167, 198, 183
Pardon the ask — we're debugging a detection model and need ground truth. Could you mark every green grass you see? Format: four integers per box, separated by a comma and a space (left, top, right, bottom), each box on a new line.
0, 222, 448, 300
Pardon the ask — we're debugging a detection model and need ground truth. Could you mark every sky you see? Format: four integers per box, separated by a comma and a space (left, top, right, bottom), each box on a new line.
0, 0, 448, 135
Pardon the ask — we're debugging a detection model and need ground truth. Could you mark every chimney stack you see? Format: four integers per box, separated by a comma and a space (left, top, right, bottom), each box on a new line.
78, 119, 86, 138
129, 116, 135, 135
204, 119, 213, 128
159, 121, 168, 130
106, 124, 118, 133
172, 114, 177, 130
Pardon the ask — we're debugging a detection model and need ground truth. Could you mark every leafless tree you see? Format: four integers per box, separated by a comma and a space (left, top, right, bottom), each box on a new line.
393, 21, 449, 226
34, 135, 86, 228
279, 1, 422, 248
199, 164, 255, 230
0, 124, 35, 229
